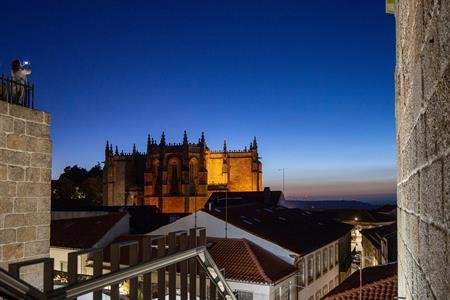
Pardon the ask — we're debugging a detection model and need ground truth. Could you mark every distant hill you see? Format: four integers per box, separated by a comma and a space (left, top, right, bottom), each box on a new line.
279, 199, 376, 210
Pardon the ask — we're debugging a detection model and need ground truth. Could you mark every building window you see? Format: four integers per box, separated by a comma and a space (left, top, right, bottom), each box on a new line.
189, 158, 198, 184
307, 255, 314, 284
298, 258, 305, 287
335, 276, 339, 287
335, 244, 339, 265
60, 261, 68, 272
329, 280, 334, 290
315, 252, 321, 278
330, 246, 334, 268
322, 284, 328, 296
315, 290, 322, 300
323, 249, 328, 273
153, 159, 161, 195
236, 290, 253, 300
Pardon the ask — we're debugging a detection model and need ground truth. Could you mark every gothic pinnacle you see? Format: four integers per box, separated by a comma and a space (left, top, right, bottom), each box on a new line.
252, 136, 258, 150
160, 131, 166, 146
200, 132, 205, 144
115, 146, 119, 155
147, 134, 151, 151
132, 143, 136, 154
183, 130, 188, 144
223, 140, 227, 152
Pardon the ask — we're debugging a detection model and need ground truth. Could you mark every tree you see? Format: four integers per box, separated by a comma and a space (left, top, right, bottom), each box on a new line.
52, 164, 103, 206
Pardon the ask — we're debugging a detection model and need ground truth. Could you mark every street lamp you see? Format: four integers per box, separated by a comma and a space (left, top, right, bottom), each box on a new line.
288, 276, 305, 300
354, 254, 374, 300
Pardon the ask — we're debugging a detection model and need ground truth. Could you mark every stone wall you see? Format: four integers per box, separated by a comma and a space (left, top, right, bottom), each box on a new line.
395, 0, 449, 298
0, 101, 51, 289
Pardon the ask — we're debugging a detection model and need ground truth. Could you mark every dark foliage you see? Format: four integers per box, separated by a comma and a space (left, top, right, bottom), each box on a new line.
52, 164, 103, 206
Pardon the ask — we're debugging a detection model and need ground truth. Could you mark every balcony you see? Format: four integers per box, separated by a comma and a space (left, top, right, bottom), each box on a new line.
0, 75, 35, 109
0, 228, 236, 300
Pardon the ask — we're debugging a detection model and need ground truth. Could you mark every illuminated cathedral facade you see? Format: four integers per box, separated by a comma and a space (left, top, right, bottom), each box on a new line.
103, 131, 262, 212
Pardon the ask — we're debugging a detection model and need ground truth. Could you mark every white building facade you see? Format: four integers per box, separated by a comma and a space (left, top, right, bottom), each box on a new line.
150, 211, 346, 300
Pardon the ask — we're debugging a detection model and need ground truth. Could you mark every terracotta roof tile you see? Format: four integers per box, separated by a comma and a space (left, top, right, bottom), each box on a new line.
323, 263, 397, 300
100, 235, 296, 285
207, 238, 296, 284
50, 213, 127, 249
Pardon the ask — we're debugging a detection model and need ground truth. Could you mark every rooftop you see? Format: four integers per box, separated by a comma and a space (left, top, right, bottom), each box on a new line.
100, 234, 296, 285
207, 237, 297, 284
361, 223, 397, 249
323, 263, 397, 300
50, 212, 127, 249
205, 190, 353, 256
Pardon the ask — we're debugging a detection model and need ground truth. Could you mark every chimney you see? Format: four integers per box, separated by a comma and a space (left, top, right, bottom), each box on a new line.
263, 187, 271, 205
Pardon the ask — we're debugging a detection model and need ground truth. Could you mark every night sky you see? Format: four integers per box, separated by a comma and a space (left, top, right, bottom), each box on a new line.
1, 1, 396, 202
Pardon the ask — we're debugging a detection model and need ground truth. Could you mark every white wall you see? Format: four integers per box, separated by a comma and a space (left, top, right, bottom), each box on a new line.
298, 242, 340, 300
228, 281, 270, 300
269, 274, 298, 300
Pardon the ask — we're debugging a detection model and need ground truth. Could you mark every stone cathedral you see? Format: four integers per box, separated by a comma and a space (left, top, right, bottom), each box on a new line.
103, 131, 262, 212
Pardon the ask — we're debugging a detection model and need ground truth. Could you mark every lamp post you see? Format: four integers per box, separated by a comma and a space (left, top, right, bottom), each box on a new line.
288, 280, 305, 300
356, 253, 375, 300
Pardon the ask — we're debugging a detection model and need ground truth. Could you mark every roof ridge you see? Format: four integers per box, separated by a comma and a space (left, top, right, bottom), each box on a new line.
242, 239, 273, 284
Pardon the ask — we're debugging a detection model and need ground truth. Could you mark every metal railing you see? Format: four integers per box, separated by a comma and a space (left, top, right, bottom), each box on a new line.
0, 228, 236, 300
0, 74, 34, 109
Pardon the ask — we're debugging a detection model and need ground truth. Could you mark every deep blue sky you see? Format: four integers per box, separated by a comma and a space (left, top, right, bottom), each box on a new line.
2, 1, 396, 201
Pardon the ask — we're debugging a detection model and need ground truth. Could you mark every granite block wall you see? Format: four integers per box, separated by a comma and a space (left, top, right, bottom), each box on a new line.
395, 0, 449, 298
0, 101, 51, 289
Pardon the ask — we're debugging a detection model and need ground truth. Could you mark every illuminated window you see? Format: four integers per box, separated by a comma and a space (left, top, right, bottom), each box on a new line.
168, 158, 181, 195
315, 252, 321, 278
307, 255, 314, 283
60, 261, 68, 272
189, 158, 198, 184
330, 246, 334, 268
153, 159, 161, 195
335, 244, 339, 265
323, 249, 328, 273
298, 258, 305, 287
